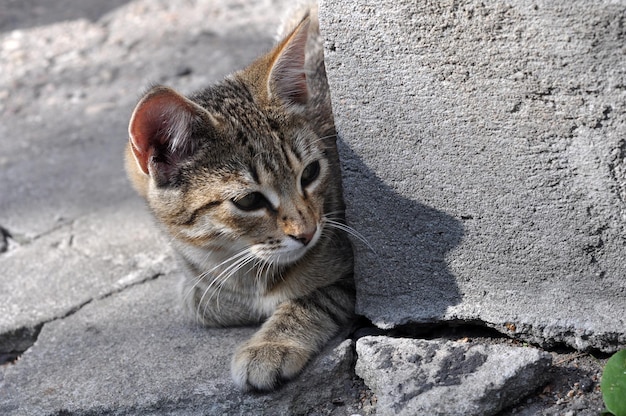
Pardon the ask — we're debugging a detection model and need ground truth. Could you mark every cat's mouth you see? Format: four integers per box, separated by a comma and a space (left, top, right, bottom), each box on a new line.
253, 226, 322, 266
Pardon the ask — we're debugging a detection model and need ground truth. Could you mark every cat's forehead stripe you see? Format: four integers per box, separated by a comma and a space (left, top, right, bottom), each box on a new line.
249, 163, 260, 184
280, 142, 300, 173
256, 151, 283, 178
286, 138, 303, 163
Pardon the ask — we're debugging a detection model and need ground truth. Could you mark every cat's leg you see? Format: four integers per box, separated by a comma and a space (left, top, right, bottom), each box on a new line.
230, 277, 355, 390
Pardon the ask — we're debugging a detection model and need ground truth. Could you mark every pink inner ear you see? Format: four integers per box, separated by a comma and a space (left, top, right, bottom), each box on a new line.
269, 17, 311, 105
128, 88, 194, 175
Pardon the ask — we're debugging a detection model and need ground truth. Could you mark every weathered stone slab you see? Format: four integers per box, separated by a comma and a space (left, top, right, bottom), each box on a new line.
320, 0, 626, 351
0, 200, 173, 354
355, 336, 552, 416
0, 273, 360, 415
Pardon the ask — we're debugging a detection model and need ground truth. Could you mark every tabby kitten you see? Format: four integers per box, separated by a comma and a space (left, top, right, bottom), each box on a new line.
125, 9, 355, 391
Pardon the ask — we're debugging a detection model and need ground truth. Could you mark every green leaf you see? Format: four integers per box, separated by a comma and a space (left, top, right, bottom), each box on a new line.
601, 349, 626, 416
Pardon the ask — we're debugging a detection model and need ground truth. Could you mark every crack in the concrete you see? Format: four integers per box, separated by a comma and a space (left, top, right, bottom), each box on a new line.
0, 271, 165, 364
0, 324, 43, 365
0, 225, 10, 253
0, 225, 35, 253
0, 219, 77, 253
351, 317, 617, 357
33, 219, 76, 242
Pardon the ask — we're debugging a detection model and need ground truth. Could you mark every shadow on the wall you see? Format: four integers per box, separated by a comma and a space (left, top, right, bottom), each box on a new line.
338, 138, 464, 325
0, 0, 133, 32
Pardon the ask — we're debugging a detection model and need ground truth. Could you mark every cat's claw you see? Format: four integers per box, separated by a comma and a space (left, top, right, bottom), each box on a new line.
231, 341, 310, 391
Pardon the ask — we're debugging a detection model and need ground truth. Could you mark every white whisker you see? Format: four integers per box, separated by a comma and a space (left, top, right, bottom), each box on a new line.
199, 251, 256, 317
323, 217, 376, 254
208, 252, 257, 313
300, 134, 336, 154
323, 210, 347, 219
182, 248, 250, 306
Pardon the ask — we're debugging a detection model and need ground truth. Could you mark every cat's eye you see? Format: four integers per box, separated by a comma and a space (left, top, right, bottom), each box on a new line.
232, 192, 268, 211
300, 161, 320, 188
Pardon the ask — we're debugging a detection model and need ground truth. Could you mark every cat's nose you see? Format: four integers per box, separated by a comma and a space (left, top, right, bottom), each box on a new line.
289, 229, 316, 246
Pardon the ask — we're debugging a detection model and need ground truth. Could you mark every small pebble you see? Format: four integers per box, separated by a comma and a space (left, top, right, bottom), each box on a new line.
331, 397, 344, 406
579, 377, 594, 392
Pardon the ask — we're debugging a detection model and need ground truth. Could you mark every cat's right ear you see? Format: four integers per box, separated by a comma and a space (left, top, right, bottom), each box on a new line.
266, 15, 311, 107
128, 86, 207, 183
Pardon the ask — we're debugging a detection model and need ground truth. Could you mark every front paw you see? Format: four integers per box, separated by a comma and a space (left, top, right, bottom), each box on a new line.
231, 340, 310, 391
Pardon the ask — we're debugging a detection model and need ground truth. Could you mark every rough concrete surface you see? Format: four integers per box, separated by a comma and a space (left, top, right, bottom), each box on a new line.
0, 201, 174, 353
355, 336, 552, 416
0, 0, 617, 414
320, 0, 626, 352
1, 274, 358, 415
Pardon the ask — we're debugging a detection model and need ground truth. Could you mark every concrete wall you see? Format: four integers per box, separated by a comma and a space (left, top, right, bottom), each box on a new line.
320, 0, 626, 351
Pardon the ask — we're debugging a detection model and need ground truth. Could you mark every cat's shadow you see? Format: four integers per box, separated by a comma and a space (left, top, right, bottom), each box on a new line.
338, 138, 463, 325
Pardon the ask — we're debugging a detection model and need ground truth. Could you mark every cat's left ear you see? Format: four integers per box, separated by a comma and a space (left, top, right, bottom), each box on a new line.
128, 86, 215, 184
267, 15, 311, 106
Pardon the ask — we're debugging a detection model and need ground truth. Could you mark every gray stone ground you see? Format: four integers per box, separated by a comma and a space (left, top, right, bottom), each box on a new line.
355, 336, 552, 416
0, 0, 618, 415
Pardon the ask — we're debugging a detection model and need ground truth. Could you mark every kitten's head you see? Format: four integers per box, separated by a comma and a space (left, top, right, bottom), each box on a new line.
125, 17, 343, 267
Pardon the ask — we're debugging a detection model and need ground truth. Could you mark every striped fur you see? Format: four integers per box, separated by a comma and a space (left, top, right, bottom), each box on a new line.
125, 8, 355, 391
